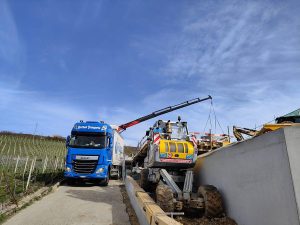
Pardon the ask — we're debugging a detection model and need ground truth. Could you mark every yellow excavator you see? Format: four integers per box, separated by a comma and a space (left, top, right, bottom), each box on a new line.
233, 108, 300, 141
131, 96, 224, 218
133, 117, 224, 218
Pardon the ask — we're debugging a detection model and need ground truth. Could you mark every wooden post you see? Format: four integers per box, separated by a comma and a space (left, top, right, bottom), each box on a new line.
22, 157, 29, 190
26, 157, 36, 191
54, 158, 58, 171
14, 155, 20, 174
60, 158, 64, 170
42, 156, 48, 173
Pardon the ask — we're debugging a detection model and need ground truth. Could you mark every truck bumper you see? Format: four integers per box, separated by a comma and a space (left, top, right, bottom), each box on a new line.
64, 164, 109, 180
64, 172, 107, 180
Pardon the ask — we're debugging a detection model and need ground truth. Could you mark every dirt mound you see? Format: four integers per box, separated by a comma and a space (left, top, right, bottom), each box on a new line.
176, 216, 238, 225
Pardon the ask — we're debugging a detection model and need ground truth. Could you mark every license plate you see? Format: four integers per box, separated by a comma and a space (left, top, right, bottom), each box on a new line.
75, 155, 98, 160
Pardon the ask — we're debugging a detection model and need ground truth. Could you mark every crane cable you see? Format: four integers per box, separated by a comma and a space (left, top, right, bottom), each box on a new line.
203, 98, 225, 134
211, 100, 225, 134
203, 100, 213, 133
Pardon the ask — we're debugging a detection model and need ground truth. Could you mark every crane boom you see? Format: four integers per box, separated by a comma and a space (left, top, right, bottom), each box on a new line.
117, 95, 212, 132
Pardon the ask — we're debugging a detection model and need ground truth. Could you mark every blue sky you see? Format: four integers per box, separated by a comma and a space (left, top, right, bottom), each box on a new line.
1, 0, 300, 145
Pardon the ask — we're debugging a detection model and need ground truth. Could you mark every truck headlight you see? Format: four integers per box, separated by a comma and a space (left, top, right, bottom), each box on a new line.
96, 168, 104, 174
65, 167, 71, 172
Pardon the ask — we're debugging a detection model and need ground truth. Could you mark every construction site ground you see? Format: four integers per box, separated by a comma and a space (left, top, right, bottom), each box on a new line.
176, 216, 237, 225
1, 176, 237, 225
135, 176, 237, 225
3, 180, 131, 225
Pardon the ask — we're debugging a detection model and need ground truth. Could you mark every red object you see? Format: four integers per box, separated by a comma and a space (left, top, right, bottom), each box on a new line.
191, 135, 198, 147
154, 134, 160, 145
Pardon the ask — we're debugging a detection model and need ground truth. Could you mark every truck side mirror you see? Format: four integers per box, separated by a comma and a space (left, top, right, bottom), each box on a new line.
66, 135, 70, 147
146, 130, 150, 136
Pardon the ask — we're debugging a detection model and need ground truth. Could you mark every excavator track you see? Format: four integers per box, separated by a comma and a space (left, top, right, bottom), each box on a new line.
156, 184, 174, 212
198, 185, 224, 218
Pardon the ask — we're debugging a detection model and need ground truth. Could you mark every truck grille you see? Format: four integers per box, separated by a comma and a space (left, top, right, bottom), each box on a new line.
72, 160, 98, 174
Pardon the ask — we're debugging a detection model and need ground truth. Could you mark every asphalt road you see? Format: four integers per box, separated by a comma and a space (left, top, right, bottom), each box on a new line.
4, 180, 130, 225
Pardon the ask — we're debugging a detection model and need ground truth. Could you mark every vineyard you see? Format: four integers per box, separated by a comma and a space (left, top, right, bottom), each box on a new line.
0, 132, 66, 210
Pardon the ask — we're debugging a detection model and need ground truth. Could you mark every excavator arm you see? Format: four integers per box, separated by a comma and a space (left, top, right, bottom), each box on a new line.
233, 126, 258, 141
117, 96, 212, 132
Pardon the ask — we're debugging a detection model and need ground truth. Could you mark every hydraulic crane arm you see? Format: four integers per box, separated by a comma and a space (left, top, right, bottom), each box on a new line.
233, 126, 258, 141
117, 95, 212, 132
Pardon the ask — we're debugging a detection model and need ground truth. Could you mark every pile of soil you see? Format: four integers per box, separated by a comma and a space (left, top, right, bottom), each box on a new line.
176, 216, 238, 225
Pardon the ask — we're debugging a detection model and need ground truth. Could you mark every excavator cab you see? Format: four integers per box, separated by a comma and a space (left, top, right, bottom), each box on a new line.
144, 118, 196, 168
153, 119, 188, 140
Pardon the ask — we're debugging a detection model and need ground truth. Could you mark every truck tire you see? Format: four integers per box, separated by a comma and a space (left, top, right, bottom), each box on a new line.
102, 169, 110, 186
139, 169, 151, 191
118, 167, 122, 180
102, 177, 109, 186
198, 185, 224, 218
156, 184, 174, 212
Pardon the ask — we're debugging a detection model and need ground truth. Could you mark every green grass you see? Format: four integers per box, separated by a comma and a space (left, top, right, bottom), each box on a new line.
0, 213, 7, 224
0, 133, 66, 159
0, 133, 66, 206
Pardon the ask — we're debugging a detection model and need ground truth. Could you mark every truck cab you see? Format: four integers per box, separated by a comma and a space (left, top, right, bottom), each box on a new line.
64, 121, 116, 185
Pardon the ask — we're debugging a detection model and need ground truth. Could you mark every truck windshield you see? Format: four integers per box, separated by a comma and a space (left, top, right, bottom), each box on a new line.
69, 132, 107, 149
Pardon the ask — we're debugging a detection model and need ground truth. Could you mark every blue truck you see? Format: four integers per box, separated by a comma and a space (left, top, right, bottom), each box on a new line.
64, 121, 124, 186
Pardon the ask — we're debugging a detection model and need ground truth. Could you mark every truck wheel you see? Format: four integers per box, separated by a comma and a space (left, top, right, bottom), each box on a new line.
102, 177, 109, 186
140, 169, 151, 191
103, 169, 110, 186
198, 185, 224, 218
118, 167, 122, 180
156, 184, 174, 212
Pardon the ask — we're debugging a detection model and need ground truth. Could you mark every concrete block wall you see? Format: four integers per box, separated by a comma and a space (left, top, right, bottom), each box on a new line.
194, 127, 300, 225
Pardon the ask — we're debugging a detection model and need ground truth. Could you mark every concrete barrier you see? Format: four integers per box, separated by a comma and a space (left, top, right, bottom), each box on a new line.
125, 176, 181, 225
125, 177, 149, 225
194, 126, 300, 225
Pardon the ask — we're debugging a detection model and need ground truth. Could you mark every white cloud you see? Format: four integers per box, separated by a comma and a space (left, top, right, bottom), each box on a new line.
128, 1, 300, 142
